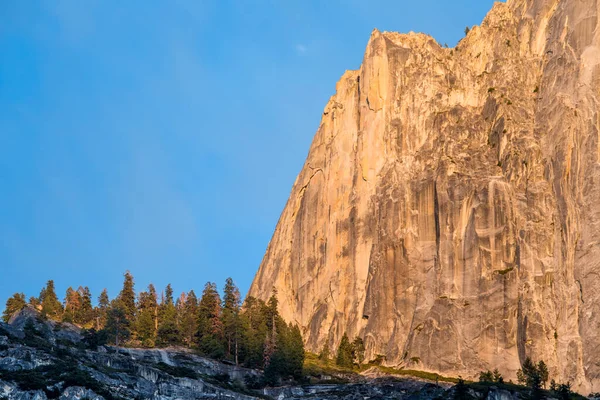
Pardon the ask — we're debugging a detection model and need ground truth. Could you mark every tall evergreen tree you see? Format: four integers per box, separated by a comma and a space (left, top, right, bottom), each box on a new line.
104, 299, 130, 346
118, 271, 136, 324
78, 287, 94, 326
336, 333, 353, 368
285, 323, 305, 379
179, 290, 198, 348
239, 296, 267, 368
351, 337, 366, 365
197, 282, 224, 358
222, 277, 241, 364
263, 290, 280, 368
157, 284, 179, 346
96, 289, 110, 330
137, 284, 158, 347
39, 280, 63, 320
2, 293, 26, 323
63, 287, 82, 323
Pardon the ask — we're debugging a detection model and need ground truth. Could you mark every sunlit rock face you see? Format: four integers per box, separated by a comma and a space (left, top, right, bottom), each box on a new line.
249, 0, 600, 392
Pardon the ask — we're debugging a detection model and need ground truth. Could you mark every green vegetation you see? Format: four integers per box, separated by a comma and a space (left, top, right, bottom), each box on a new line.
479, 368, 503, 384
2, 272, 306, 387
304, 351, 458, 384
1, 293, 26, 323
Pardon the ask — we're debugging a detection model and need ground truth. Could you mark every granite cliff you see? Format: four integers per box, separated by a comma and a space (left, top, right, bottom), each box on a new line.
249, 0, 600, 393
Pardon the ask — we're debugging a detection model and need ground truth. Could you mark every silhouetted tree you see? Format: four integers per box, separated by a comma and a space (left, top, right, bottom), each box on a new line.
454, 377, 472, 400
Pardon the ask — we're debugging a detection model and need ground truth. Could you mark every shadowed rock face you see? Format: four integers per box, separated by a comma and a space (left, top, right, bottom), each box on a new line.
249, 0, 600, 393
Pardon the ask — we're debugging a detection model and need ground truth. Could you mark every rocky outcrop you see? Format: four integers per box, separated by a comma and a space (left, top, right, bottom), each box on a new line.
249, 0, 600, 393
0, 310, 262, 400
0, 309, 534, 399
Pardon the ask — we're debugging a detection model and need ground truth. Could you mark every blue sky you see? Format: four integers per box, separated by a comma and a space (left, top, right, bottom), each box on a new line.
0, 0, 497, 307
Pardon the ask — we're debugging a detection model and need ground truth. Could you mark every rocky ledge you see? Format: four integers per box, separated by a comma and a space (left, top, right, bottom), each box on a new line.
0, 309, 586, 399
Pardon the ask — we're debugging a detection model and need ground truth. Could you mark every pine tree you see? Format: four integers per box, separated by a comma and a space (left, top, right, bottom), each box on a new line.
517, 357, 543, 389
179, 290, 198, 348
40, 280, 63, 320
96, 289, 110, 330
239, 296, 267, 368
63, 287, 82, 323
137, 284, 158, 347
318, 342, 331, 362
222, 277, 241, 364
285, 324, 305, 379
157, 284, 179, 346
78, 287, 94, 326
336, 333, 353, 368
104, 299, 130, 346
454, 377, 472, 400
351, 337, 365, 365
537, 360, 549, 388
2, 293, 26, 323
261, 297, 305, 384
197, 282, 224, 358
28, 296, 41, 310
118, 271, 136, 324
263, 291, 279, 368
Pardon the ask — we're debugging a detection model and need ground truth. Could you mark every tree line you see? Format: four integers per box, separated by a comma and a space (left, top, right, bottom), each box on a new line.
2, 272, 304, 385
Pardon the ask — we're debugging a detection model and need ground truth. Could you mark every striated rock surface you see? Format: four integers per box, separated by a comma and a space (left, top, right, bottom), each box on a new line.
249, 0, 600, 393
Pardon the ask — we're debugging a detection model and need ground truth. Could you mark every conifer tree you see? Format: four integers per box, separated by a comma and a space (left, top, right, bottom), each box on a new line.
336, 333, 353, 368
318, 342, 331, 362
78, 286, 94, 326
96, 289, 110, 330
2, 293, 26, 323
105, 299, 130, 346
28, 296, 41, 309
137, 284, 158, 347
63, 287, 82, 323
285, 323, 305, 379
40, 280, 63, 320
179, 290, 198, 348
197, 282, 224, 358
351, 337, 366, 365
222, 277, 241, 364
118, 271, 136, 324
157, 284, 179, 346
239, 296, 267, 368
263, 290, 280, 369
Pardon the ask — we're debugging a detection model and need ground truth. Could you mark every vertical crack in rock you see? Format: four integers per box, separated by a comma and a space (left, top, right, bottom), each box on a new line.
249, 0, 600, 393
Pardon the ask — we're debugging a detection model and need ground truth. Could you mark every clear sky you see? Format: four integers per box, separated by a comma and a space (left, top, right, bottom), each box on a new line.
0, 0, 498, 307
